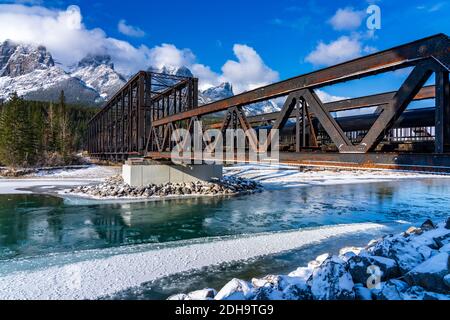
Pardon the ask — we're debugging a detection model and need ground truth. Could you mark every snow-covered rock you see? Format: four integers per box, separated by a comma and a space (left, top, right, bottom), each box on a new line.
172, 218, 450, 301
339, 247, 363, 262
167, 293, 190, 300
187, 288, 217, 300
444, 274, 450, 289
373, 280, 409, 300
288, 266, 314, 279
440, 244, 450, 253
354, 284, 372, 300
421, 219, 437, 231
348, 255, 399, 284
307, 256, 355, 300
401, 285, 450, 300
404, 252, 449, 294
251, 275, 312, 300
214, 279, 254, 300
366, 235, 433, 274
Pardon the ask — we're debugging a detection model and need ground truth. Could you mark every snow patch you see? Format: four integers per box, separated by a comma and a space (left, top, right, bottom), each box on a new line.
0, 223, 383, 300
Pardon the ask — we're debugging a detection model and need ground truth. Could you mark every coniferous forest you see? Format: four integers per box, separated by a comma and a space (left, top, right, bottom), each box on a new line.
0, 91, 98, 168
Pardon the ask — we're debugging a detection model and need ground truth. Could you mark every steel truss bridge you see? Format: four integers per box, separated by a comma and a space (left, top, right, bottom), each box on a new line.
88, 34, 450, 171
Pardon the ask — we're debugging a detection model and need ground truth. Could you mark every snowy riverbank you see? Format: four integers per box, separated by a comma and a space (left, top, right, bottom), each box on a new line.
224, 164, 450, 189
0, 222, 384, 300
170, 219, 450, 300
1, 163, 449, 200
0, 164, 449, 300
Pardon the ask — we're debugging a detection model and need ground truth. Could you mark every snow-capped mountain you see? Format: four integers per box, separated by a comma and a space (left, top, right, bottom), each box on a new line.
71, 54, 127, 100
147, 65, 194, 78
0, 40, 280, 114
147, 65, 279, 114
244, 100, 280, 116
0, 41, 101, 104
148, 65, 235, 107
0, 40, 125, 104
199, 82, 234, 105
0, 41, 54, 77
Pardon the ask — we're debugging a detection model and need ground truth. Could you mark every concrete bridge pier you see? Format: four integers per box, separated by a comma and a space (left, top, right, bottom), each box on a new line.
122, 160, 223, 187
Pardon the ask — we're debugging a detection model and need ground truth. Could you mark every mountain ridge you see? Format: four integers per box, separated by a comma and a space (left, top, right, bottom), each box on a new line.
0, 40, 280, 115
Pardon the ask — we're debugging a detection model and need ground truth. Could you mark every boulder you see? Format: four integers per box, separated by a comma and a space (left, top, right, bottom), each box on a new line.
214, 279, 254, 300
187, 288, 217, 300
432, 233, 450, 249
253, 286, 284, 300
444, 274, 450, 289
307, 253, 331, 270
251, 275, 284, 290
373, 280, 409, 300
260, 274, 314, 300
348, 255, 399, 284
445, 217, 450, 230
281, 282, 313, 300
167, 293, 190, 300
339, 247, 362, 262
288, 266, 314, 280
401, 286, 449, 300
368, 236, 428, 274
404, 252, 449, 294
307, 256, 355, 300
405, 226, 423, 236
354, 284, 372, 300
421, 219, 437, 231
440, 244, 450, 254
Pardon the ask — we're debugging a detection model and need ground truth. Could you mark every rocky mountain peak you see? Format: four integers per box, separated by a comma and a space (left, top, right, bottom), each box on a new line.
0, 40, 18, 71
200, 82, 234, 104
149, 65, 194, 78
77, 54, 115, 69
0, 41, 54, 77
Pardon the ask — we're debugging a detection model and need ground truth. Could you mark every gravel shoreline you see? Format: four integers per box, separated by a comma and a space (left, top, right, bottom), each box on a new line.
64, 175, 262, 200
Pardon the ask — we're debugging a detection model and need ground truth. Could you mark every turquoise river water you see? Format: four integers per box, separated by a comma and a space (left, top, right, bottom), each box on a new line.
0, 178, 449, 299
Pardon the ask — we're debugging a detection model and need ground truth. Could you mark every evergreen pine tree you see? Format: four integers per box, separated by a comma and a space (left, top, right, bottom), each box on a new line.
59, 90, 70, 158
0, 93, 37, 166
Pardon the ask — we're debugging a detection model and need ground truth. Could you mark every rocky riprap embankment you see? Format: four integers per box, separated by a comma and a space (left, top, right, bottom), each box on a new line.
169, 218, 450, 301
66, 176, 261, 199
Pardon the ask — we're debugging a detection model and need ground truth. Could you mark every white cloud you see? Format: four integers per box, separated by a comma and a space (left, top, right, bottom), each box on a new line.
147, 43, 195, 69
145, 43, 220, 90
146, 43, 279, 93
0, 4, 279, 93
190, 64, 221, 91
220, 44, 279, 94
329, 7, 365, 31
305, 36, 376, 67
118, 19, 145, 37
0, 4, 151, 75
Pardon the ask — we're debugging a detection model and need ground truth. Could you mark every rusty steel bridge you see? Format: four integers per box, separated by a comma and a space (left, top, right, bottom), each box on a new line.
87, 34, 450, 172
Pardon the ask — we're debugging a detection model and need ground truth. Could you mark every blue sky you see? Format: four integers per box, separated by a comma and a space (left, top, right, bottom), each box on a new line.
0, 0, 449, 100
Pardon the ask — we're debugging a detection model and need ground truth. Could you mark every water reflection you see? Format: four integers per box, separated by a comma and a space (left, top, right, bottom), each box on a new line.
0, 178, 449, 260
